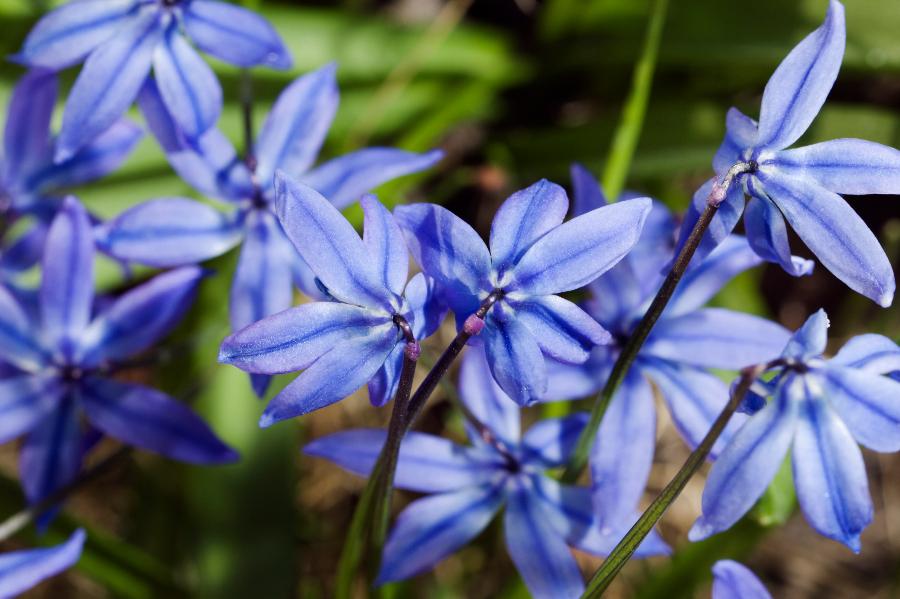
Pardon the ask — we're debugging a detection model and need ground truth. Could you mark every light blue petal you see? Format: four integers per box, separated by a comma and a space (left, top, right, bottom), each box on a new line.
361, 195, 408, 296
96, 198, 242, 267
483, 306, 547, 406
521, 413, 589, 467
0, 285, 48, 371
19, 396, 82, 506
368, 343, 403, 408
711, 560, 773, 599
0, 529, 85, 598
570, 163, 607, 217
759, 168, 893, 306
459, 344, 521, 446
712, 108, 758, 175
403, 272, 447, 340
823, 366, 900, 452
774, 138, 900, 195
541, 350, 609, 402
377, 484, 504, 583
792, 385, 871, 552
182, 0, 291, 69
513, 295, 610, 364
302, 148, 444, 210
82, 377, 237, 464
490, 179, 568, 275
781, 308, 829, 360
672, 177, 745, 267
830, 334, 900, 374
0, 375, 61, 444
4, 70, 55, 185
509, 197, 651, 295
56, 9, 163, 162
743, 193, 814, 277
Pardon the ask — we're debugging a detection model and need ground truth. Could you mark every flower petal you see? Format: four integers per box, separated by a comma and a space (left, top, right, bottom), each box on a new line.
513, 295, 611, 365
792, 386, 871, 551
0, 529, 85, 598
4, 70, 56, 184
570, 163, 607, 217
302, 148, 443, 210
368, 344, 403, 408
256, 65, 338, 185
490, 179, 568, 274
182, 0, 291, 69
712, 108, 759, 175
459, 345, 521, 446
521, 413, 589, 467
403, 272, 446, 340
0, 285, 48, 371
259, 328, 396, 425
782, 308, 829, 360
377, 485, 504, 583
361, 195, 408, 296
542, 351, 609, 401
743, 193, 814, 277
672, 178, 746, 266
56, 9, 163, 162
775, 138, 900, 195
830, 334, 900, 374
823, 366, 900, 452
760, 169, 893, 306
755, 0, 845, 150
0, 375, 61, 444
711, 560, 773, 599
483, 307, 547, 406
82, 377, 237, 464
19, 397, 82, 506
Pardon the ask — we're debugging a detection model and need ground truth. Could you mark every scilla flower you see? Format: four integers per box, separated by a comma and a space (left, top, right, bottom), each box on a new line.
305, 346, 668, 599
0, 529, 85, 597
712, 560, 772, 599
679, 0, 900, 306
690, 310, 900, 551
394, 178, 651, 405
15, 0, 291, 160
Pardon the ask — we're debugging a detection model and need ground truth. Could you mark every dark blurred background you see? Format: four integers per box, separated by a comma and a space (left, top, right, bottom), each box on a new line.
0, 0, 898, 597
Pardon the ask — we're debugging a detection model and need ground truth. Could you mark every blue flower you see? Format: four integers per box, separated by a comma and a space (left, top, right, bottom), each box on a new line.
0, 69, 141, 281
219, 176, 445, 425
690, 309, 900, 551
394, 177, 652, 406
305, 346, 668, 599
679, 0, 899, 307
712, 560, 772, 599
0, 197, 237, 508
545, 165, 791, 531
15, 0, 291, 161
98, 64, 442, 396
0, 529, 85, 597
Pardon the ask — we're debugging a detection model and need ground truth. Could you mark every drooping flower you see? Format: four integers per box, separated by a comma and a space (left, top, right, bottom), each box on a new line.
690, 309, 900, 551
15, 0, 291, 160
679, 0, 899, 307
0, 69, 141, 281
712, 560, 772, 599
544, 165, 791, 531
218, 176, 445, 426
305, 346, 668, 599
0, 197, 237, 508
97, 64, 442, 396
394, 178, 652, 406
0, 529, 85, 597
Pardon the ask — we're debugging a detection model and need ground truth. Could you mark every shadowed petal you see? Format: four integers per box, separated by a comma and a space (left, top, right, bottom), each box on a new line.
830, 334, 900, 374
0, 529, 85, 598
459, 345, 520, 445
302, 148, 443, 210
483, 307, 547, 405
403, 273, 446, 340
0, 285, 48, 371
4, 70, 55, 184
782, 309, 829, 360
513, 295, 611, 364
712, 108, 758, 175
490, 179, 568, 274
712, 560, 773, 599
20, 397, 82, 506
542, 351, 609, 401
183, 0, 291, 69
673, 178, 746, 266
368, 344, 403, 408
755, 0, 845, 150
361, 195, 408, 296
570, 163, 607, 217
0, 376, 61, 444
775, 138, 900, 195
377, 485, 504, 583
521, 413, 589, 467
82, 378, 237, 464
823, 366, 900, 452
743, 193, 814, 277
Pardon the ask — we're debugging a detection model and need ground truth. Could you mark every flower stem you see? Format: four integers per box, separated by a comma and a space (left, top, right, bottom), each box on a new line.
579, 361, 770, 598
561, 162, 750, 483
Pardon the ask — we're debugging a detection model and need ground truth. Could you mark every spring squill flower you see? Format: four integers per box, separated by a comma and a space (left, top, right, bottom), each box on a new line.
0, 529, 85, 597
712, 560, 772, 599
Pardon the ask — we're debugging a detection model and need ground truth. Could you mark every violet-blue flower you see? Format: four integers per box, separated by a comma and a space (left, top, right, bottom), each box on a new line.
690, 309, 900, 551
0, 529, 85, 597
305, 346, 668, 599
712, 560, 772, 599
98, 64, 442, 396
678, 0, 899, 307
15, 0, 291, 161
394, 178, 652, 406
0, 197, 237, 507
218, 175, 445, 426
0, 69, 141, 280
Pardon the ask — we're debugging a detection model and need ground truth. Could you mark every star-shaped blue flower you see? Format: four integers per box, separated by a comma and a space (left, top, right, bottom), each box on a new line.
679, 0, 899, 307
1, 69, 141, 282
305, 345, 668, 599
690, 309, 900, 551
98, 64, 442, 396
394, 178, 652, 406
219, 174, 445, 425
712, 560, 772, 599
0, 197, 237, 508
15, 0, 291, 161
0, 529, 84, 597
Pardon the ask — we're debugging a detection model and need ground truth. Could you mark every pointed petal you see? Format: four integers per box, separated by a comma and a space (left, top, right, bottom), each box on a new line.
509, 197, 651, 295
755, 0, 845, 150
759, 169, 893, 306
152, 25, 222, 139
490, 179, 569, 274
570, 163, 607, 217
712, 108, 758, 175
459, 345, 520, 445
182, 0, 291, 69
259, 329, 396, 425
0, 222, 49, 275
830, 334, 900, 374
782, 308, 829, 360
673, 178, 745, 267
775, 138, 900, 195
0, 375, 61, 444
793, 387, 871, 551
823, 366, 900, 452
361, 195, 408, 296
0, 285, 48, 371
82, 378, 237, 464
56, 10, 163, 161
256, 65, 337, 185
503, 477, 584, 599
483, 307, 547, 406
4, 70, 55, 183
689, 380, 799, 541
711, 560, 773, 599
41, 197, 94, 355
513, 295, 611, 364
644, 308, 790, 370
743, 193, 814, 277
273, 173, 395, 310
0, 529, 85, 598
403, 272, 446, 340
79, 267, 203, 367
521, 413, 589, 467
368, 344, 403, 408
377, 485, 504, 583
97, 198, 242, 267
302, 148, 443, 210
15, 0, 135, 69
20, 397, 82, 505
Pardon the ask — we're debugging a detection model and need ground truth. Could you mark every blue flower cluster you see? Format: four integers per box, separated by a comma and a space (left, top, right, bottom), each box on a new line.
0, 0, 897, 596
